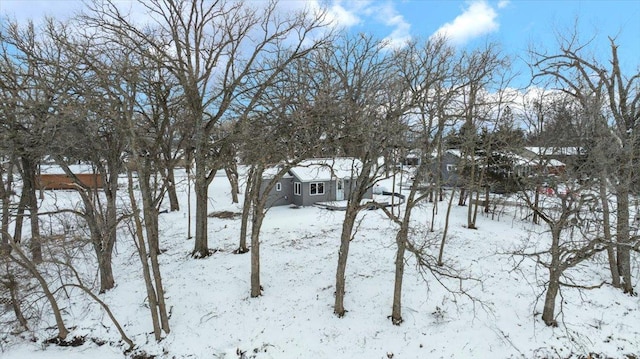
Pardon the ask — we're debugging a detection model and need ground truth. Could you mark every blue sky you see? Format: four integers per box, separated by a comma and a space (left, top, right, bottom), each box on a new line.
2, 0, 639, 85
327, 0, 639, 83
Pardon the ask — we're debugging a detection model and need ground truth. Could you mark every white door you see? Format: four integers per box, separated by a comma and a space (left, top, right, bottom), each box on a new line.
336, 179, 344, 201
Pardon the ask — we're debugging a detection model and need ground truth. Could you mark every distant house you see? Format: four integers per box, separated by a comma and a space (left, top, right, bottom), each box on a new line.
405, 149, 464, 187
261, 158, 373, 207
524, 147, 581, 173
521, 148, 567, 175
434, 149, 464, 186
36, 164, 103, 190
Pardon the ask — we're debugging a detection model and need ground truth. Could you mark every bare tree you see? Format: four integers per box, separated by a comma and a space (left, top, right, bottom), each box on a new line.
61, 27, 172, 338
5, 239, 69, 340
515, 176, 606, 326
237, 47, 336, 295
82, 0, 331, 258
0, 158, 15, 251
456, 43, 510, 229
0, 20, 74, 263
530, 34, 640, 294
41, 24, 130, 293
380, 37, 451, 324
310, 34, 399, 317
0, 260, 31, 332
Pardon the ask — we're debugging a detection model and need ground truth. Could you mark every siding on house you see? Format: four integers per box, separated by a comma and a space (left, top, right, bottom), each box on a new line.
299, 180, 333, 206
261, 175, 294, 207
430, 151, 461, 186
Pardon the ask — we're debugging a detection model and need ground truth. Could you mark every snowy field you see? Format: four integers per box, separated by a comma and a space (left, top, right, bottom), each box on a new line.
1, 169, 639, 358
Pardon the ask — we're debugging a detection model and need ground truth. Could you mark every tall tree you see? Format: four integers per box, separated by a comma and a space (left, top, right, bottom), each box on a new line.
83, 0, 331, 258
456, 43, 510, 229
315, 34, 398, 317
383, 37, 458, 324
45, 25, 129, 293
0, 20, 76, 263
237, 53, 332, 297
531, 35, 640, 294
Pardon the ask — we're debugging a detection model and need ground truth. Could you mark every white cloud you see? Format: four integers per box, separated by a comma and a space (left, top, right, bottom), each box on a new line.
432, 0, 501, 46
374, 2, 412, 48
288, 0, 363, 28
0, 0, 83, 21
328, 2, 362, 28
305, 0, 372, 29
318, 1, 411, 48
497, 0, 510, 9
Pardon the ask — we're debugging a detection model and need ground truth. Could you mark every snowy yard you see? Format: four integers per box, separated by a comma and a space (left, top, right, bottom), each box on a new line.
2, 169, 639, 358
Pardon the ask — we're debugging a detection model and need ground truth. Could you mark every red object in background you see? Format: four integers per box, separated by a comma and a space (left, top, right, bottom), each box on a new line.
538, 186, 555, 196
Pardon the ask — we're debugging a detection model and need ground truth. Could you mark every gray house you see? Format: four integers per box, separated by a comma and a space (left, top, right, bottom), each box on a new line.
434, 149, 463, 186
406, 149, 463, 187
261, 158, 373, 207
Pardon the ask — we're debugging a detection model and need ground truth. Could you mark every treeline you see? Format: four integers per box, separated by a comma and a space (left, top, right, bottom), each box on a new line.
0, 0, 638, 354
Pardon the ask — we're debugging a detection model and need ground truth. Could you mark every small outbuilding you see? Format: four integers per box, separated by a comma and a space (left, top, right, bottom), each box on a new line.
36, 165, 103, 190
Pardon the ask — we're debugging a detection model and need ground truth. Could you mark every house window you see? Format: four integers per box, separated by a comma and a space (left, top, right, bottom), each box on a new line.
294, 182, 301, 196
276, 182, 282, 192
310, 182, 325, 195
446, 164, 457, 172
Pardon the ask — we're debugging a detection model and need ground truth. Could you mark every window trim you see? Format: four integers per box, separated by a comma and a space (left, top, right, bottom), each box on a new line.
446, 164, 457, 172
276, 182, 282, 192
294, 182, 301, 196
310, 182, 325, 196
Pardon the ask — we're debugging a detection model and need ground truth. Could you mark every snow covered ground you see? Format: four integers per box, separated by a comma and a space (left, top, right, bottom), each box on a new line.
1, 169, 639, 358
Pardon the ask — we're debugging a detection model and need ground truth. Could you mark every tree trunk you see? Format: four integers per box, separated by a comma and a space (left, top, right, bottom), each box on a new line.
250, 203, 265, 297
13, 193, 25, 244
615, 187, 633, 294
484, 185, 490, 213
438, 187, 456, 266
102, 175, 119, 292
541, 269, 560, 327
542, 226, 562, 326
334, 208, 357, 317
83, 202, 115, 293
1, 171, 12, 248
533, 187, 540, 225
470, 189, 480, 228
186, 164, 193, 239
21, 158, 41, 263
467, 188, 476, 229
98, 251, 115, 293
9, 244, 68, 340
166, 167, 180, 211
390, 225, 408, 325
192, 168, 210, 258
225, 166, 239, 204
127, 171, 162, 341
139, 167, 170, 333
4, 272, 29, 330
599, 174, 620, 288
236, 167, 254, 254
458, 187, 466, 206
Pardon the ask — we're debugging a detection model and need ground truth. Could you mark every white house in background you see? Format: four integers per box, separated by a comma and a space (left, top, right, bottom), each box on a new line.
261, 158, 373, 207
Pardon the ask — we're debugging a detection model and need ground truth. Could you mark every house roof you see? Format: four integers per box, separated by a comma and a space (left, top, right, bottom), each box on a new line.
520, 148, 566, 167
39, 164, 98, 175
443, 148, 566, 168
289, 158, 364, 182
262, 166, 293, 179
525, 147, 584, 156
